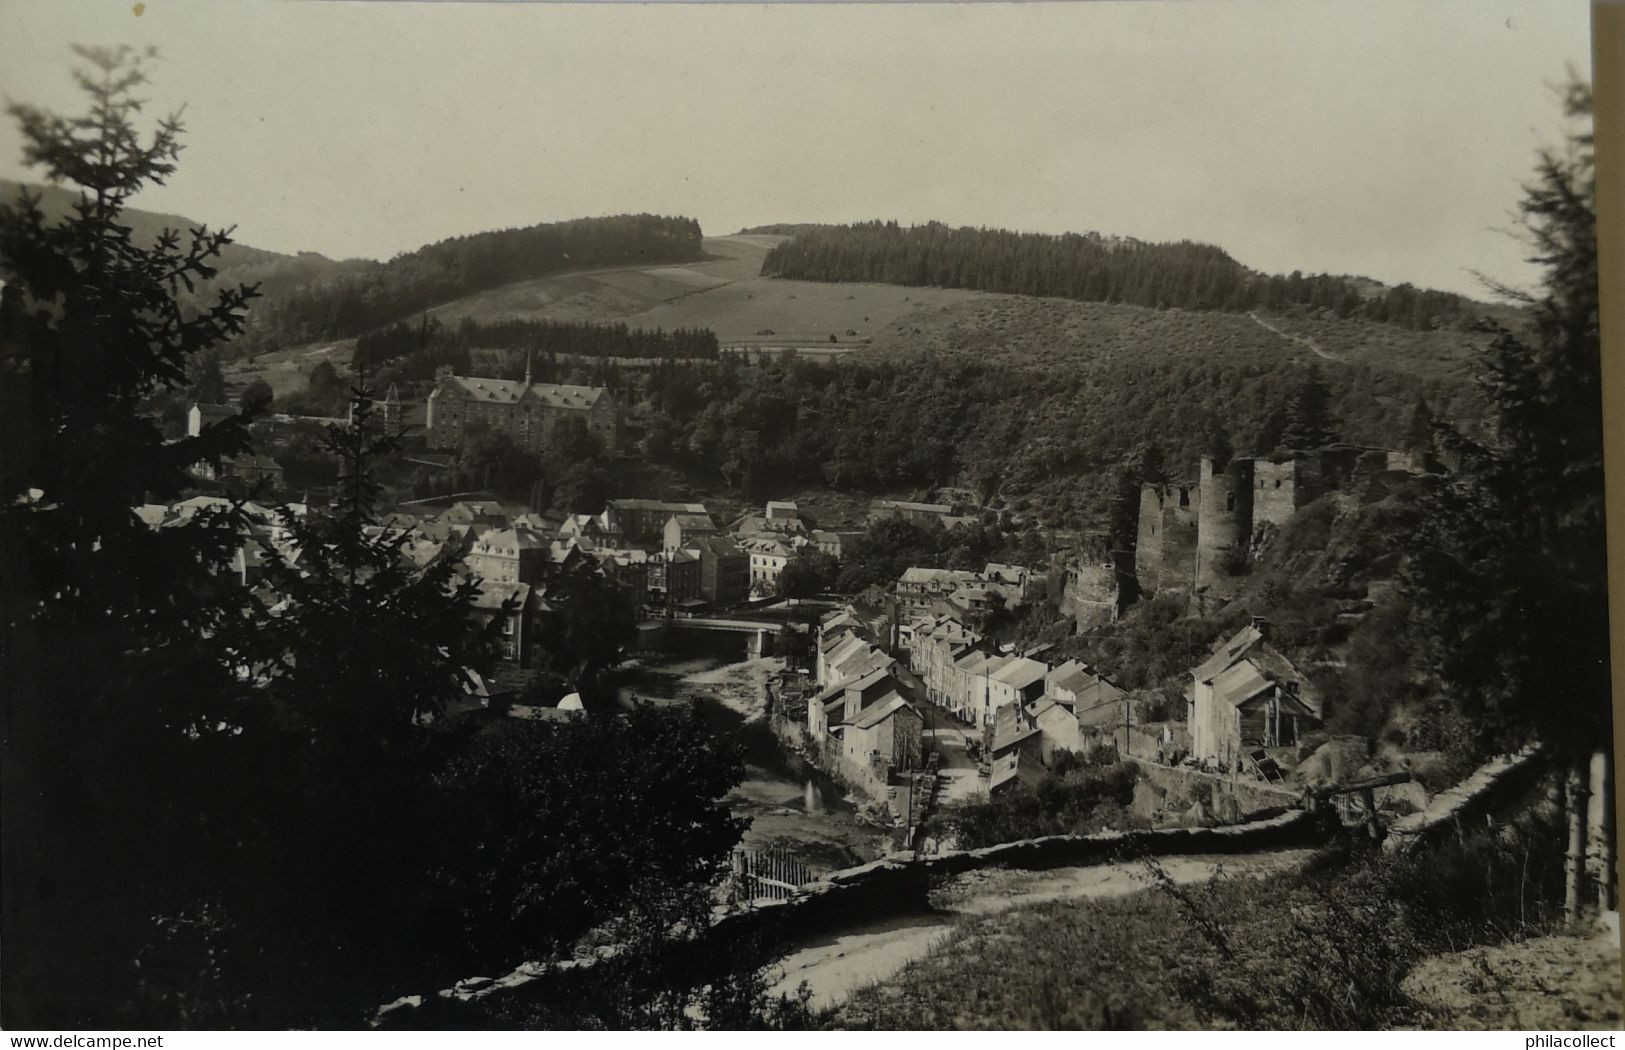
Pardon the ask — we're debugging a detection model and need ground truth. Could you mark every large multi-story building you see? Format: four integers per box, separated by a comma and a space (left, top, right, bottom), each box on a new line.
465, 526, 550, 586
605, 499, 708, 545
425, 358, 616, 454
685, 535, 750, 607
662, 512, 718, 553
742, 535, 799, 595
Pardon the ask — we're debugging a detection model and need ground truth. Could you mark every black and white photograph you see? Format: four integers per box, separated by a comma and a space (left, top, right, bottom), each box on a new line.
0, 0, 1618, 1035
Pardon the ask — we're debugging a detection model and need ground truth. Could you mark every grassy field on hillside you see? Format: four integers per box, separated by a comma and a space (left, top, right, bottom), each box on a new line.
225, 340, 355, 401
423, 234, 1007, 349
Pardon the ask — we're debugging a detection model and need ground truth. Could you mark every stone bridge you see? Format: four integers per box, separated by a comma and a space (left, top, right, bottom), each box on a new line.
636, 617, 779, 658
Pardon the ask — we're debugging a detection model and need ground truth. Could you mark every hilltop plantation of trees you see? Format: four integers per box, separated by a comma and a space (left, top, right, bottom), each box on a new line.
761, 220, 1483, 332
258, 214, 705, 343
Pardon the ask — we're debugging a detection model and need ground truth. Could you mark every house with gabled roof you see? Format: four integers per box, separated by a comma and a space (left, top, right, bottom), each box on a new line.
742, 534, 800, 595
810, 528, 862, 560
1189, 617, 1321, 770
663, 512, 718, 553
819, 608, 865, 643
985, 655, 1049, 721
949, 649, 1006, 725
895, 566, 983, 615
557, 512, 609, 545
1028, 696, 1083, 762
817, 630, 872, 687
842, 693, 923, 784
444, 500, 509, 529
807, 665, 900, 739
827, 642, 896, 692
1044, 660, 1096, 705
988, 711, 1046, 794
471, 581, 539, 667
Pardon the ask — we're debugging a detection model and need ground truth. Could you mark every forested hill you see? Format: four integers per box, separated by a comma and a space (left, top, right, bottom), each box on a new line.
255, 214, 705, 346
0, 178, 290, 269
760, 220, 1491, 332
1, 179, 374, 332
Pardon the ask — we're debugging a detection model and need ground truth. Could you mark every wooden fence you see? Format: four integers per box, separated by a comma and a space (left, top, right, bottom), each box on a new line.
731, 849, 812, 903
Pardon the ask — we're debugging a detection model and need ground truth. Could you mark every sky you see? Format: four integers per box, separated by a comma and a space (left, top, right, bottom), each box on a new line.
0, 0, 1595, 298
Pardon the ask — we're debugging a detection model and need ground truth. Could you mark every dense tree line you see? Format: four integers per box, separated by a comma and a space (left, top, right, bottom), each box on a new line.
832, 516, 1048, 593
354, 314, 718, 373
632, 341, 1467, 527
761, 220, 1482, 332
1402, 79, 1610, 914
258, 214, 704, 343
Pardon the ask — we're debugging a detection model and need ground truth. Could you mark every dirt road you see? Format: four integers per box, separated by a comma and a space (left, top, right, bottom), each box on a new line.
770, 848, 1316, 1009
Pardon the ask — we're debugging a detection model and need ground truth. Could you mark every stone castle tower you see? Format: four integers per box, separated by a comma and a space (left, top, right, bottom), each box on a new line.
1195, 456, 1253, 598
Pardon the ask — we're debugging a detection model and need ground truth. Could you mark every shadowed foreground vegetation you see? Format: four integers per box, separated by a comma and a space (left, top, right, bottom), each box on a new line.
829, 803, 1573, 1030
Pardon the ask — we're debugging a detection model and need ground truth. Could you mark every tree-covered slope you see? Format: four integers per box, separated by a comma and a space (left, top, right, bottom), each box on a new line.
255, 214, 706, 345
762, 220, 1498, 332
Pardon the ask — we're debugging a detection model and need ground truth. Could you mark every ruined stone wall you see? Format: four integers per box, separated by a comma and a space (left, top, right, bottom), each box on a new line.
1135, 481, 1200, 596
1251, 458, 1299, 528
1132, 445, 1430, 610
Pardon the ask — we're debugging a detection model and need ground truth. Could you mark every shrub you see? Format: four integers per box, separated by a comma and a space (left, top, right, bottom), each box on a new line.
939, 761, 1141, 848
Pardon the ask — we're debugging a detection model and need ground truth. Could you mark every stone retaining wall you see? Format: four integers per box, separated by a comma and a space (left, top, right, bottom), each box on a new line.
1383, 745, 1549, 854
375, 806, 1330, 1026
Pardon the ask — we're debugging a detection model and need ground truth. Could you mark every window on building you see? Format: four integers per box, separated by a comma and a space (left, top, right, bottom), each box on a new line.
1178, 488, 1190, 508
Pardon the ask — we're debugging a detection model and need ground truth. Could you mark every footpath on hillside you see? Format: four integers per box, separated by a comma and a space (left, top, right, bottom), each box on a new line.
1248, 311, 1342, 363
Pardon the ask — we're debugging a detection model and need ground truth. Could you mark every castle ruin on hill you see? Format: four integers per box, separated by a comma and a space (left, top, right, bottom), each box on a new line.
1134, 445, 1432, 610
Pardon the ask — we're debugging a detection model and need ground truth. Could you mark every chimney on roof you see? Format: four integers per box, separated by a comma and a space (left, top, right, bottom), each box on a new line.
1250, 615, 1270, 639
524, 348, 533, 387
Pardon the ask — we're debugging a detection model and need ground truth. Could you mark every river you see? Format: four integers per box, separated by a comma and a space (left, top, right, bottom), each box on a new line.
611, 639, 892, 874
